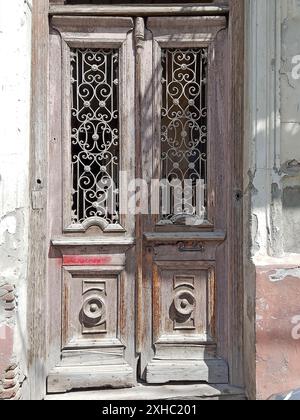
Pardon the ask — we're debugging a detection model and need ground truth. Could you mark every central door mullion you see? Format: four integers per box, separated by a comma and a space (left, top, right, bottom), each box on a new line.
134, 17, 146, 358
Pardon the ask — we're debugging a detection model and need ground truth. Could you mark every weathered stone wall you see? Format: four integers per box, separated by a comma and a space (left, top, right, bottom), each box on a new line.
0, 0, 32, 400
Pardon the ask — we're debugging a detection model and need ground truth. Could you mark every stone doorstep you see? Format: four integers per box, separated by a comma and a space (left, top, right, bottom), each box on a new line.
45, 384, 246, 401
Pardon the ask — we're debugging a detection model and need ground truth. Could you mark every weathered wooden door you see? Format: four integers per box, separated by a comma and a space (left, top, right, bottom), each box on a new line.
137, 16, 229, 385
47, 14, 231, 394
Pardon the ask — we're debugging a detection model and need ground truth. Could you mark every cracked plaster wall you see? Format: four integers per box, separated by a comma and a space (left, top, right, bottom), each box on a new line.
247, 0, 300, 261
247, 0, 300, 400
0, 0, 32, 400
281, 1, 300, 254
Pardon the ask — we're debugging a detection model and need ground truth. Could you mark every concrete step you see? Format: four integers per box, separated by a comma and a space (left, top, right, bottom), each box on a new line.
46, 383, 246, 400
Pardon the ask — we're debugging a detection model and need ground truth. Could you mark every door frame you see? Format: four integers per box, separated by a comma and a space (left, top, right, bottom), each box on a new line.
28, 0, 245, 400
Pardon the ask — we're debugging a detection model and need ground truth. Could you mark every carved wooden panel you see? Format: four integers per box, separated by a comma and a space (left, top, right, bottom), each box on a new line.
47, 248, 136, 393
81, 281, 108, 335
145, 259, 228, 384
62, 269, 120, 348
153, 261, 215, 345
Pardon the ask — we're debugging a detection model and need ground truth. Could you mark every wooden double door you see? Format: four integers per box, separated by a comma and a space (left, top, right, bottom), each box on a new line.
47, 14, 233, 393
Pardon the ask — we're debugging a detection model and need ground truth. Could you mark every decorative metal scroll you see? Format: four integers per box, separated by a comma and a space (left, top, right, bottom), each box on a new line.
70, 48, 120, 230
160, 48, 208, 224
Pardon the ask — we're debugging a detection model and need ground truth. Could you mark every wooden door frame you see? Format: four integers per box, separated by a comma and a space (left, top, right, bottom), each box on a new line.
28, 0, 245, 400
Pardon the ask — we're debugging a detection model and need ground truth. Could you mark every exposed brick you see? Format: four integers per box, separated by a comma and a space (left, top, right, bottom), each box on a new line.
0, 364, 20, 400
0, 326, 14, 373
4, 368, 18, 380
3, 379, 17, 389
7, 363, 18, 371
0, 284, 17, 317
0, 285, 14, 297
0, 385, 19, 400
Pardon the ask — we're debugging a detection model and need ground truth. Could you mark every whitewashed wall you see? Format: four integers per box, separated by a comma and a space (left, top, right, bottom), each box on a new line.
0, 0, 32, 400
281, 0, 300, 253
245, 0, 300, 400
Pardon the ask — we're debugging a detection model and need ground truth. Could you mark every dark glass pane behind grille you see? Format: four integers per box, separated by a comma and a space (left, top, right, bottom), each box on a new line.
71, 48, 120, 226
160, 48, 208, 223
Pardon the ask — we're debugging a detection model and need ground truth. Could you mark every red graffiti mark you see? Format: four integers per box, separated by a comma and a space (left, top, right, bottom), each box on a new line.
63, 255, 111, 266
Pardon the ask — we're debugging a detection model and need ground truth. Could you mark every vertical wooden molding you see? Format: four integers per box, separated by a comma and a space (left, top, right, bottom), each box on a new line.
135, 17, 145, 356
28, 0, 49, 400
135, 17, 145, 53
228, 0, 245, 388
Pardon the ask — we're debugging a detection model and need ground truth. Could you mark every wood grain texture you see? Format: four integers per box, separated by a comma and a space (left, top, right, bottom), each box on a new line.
144, 232, 226, 243
146, 360, 229, 384
227, 0, 245, 387
27, 0, 49, 401
140, 16, 230, 386
135, 17, 146, 360
45, 383, 245, 401
51, 17, 134, 233
46, 17, 137, 393
49, 4, 230, 17
47, 365, 134, 394
47, 27, 64, 380
51, 237, 135, 247
30, 0, 245, 397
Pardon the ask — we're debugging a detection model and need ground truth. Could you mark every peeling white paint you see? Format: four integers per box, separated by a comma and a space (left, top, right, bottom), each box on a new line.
247, 0, 300, 261
0, 214, 17, 245
269, 268, 300, 282
257, 298, 270, 312
0, 0, 31, 400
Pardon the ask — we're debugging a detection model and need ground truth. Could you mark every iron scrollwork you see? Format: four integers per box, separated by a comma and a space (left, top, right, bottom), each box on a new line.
70, 48, 121, 230
160, 48, 208, 224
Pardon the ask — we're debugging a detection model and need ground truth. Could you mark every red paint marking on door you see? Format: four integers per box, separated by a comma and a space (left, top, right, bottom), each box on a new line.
63, 255, 111, 266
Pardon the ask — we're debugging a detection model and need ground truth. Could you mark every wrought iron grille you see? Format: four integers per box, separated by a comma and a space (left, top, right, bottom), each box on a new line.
160, 48, 208, 224
70, 48, 120, 226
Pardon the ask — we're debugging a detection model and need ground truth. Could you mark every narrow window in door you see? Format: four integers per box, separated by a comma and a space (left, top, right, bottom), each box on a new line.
160, 48, 208, 224
70, 48, 120, 226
